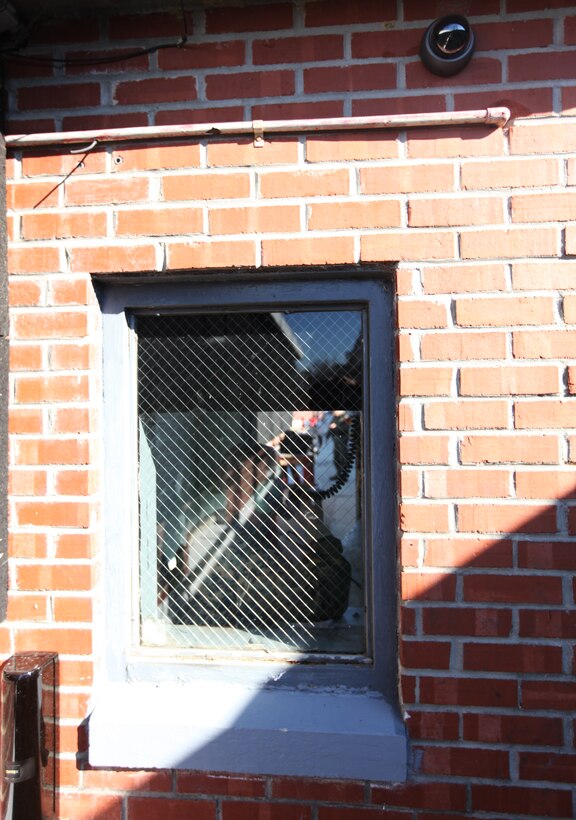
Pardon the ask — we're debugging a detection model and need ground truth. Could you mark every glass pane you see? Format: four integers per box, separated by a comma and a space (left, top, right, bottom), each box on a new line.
136, 309, 366, 657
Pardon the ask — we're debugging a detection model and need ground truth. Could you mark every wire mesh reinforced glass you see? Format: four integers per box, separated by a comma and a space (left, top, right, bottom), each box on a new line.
136, 308, 366, 657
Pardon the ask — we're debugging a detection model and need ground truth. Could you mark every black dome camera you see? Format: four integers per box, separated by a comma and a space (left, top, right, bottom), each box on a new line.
420, 15, 475, 77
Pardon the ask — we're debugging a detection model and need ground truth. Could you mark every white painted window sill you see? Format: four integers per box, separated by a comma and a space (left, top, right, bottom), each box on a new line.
88, 681, 407, 781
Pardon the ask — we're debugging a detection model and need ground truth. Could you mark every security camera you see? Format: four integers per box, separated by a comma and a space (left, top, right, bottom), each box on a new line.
420, 15, 475, 77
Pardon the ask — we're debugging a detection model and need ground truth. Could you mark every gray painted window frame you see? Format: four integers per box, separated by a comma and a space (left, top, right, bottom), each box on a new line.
90, 272, 406, 780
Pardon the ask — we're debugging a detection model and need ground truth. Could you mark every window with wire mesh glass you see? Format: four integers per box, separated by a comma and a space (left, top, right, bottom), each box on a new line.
136, 304, 372, 659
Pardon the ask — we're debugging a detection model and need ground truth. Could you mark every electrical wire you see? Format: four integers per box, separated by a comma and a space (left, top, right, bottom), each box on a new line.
0, 0, 189, 66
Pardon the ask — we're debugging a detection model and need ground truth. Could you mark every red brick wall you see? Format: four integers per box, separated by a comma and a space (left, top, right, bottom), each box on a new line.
5, 1, 576, 817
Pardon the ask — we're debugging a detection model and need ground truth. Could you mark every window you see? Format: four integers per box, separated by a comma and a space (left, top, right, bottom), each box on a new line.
90, 273, 406, 781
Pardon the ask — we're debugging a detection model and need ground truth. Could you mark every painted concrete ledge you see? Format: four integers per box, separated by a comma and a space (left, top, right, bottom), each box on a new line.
88, 681, 407, 781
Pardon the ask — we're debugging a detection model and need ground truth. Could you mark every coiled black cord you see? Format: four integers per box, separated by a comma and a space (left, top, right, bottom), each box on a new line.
312, 414, 360, 500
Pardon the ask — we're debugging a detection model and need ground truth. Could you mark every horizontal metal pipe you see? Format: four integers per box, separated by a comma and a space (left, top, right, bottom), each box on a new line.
5, 107, 510, 150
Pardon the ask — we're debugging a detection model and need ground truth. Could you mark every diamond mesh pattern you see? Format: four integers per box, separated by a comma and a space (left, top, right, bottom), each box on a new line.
137, 309, 365, 656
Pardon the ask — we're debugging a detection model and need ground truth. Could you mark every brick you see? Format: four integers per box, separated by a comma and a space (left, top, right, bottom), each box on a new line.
475, 18, 554, 50
210, 205, 300, 235
515, 469, 576, 499
463, 574, 562, 605
400, 640, 451, 669
310, 200, 402, 232
157, 106, 247, 127
304, 63, 396, 94
9, 246, 60, 275
22, 150, 106, 178
519, 540, 576, 570
399, 502, 450, 533
14, 626, 92, 654
178, 772, 266, 798
51, 408, 91, 435
514, 191, 576, 223
420, 745, 509, 780
460, 365, 560, 396
22, 211, 107, 241
464, 642, 562, 674
352, 28, 421, 59
115, 207, 203, 237
49, 342, 92, 369
460, 434, 559, 464
69, 244, 157, 274
57, 792, 122, 820
519, 609, 576, 639
114, 76, 197, 105
409, 710, 459, 741
408, 126, 505, 159
471, 784, 572, 818
455, 296, 554, 327
421, 331, 506, 361
407, 55, 503, 87
259, 169, 349, 199
457, 503, 557, 534
53, 595, 93, 622
360, 163, 455, 195
425, 468, 511, 499
12, 312, 87, 341
271, 778, 363, 803
252, 100, 343, 121
371, 781, 467, 812
50, 278, 91, 307
307, 133, 399, 163
567, 366, 576, 393
7, 593, 48, 621
422, 263, 506, 294
510, 121, 576, 154
424, 400, 508, 430
158, 41, 245, 71
397, 299, 449, 330
361, 231, 455, 262
62, 112, 148, 131
420, 674, 517, 707
262, 236, 354, 267
206, 70, 294, 100
564, 224, 576, 256
18, 82, 100, 110
9, 468, 47, 495
167, 240, 256, 270
464, 714, 563, 746
519, 752, 576, 784
9, 344, 43, 371
460, 227, 559, 260
55, 469, 96, 496
522, 680, 576, 710
462, 157, 560, 190
423, 607, 512, 637
64, 48, 150, 75
399, 435, 450, 465
400, 537, 419, 568
514, 329, 576, 358
208, 138, 298, 167
15, 500, 90, 528
515, 400, 576, 429
109, 10, 189, 39
9, 408, 43, 435
401, 572, 456, 602
206, 3, 293, 33
163, 172, 250, 201
16, 563, 92, 592
510, 51, 576, 82
408, 195, 503, 228
111, 144, 201, 171
399, 367, 453, 396
54, 533, 95, 560
8, 532, 47, 558
253, 34, 343, 64
65, 177, 149, 207
318, 811, 406, 820
221, 803, 310, 820
9, 280, 42, 307
512, 260, 576, 290
564, 294, 576, 323
306, 0, 393, 26
14, 375, 89, 404
425, 537, 513, 568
